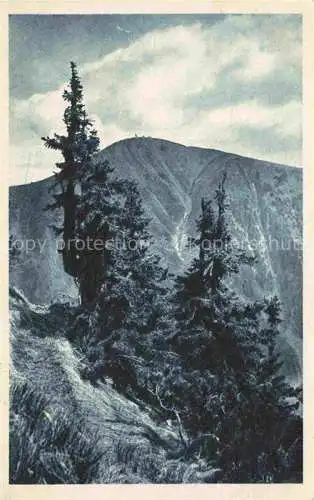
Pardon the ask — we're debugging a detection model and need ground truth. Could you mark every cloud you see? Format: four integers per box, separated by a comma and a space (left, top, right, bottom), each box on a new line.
9, 14, 302, 184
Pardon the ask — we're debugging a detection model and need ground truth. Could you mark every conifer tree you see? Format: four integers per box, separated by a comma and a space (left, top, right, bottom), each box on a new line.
162, 173, 302, 481
42, 62, 100, 277
72, 178, 170, 396
112, 180, 168, 331
172, 173, 257, 373
74, 158, 125, 305
95, 179, 169, 342
42, 62, 119, 305
43, 62, 168, 311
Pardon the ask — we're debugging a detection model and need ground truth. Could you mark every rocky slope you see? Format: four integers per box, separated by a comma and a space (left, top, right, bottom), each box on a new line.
9, 137, 302, 381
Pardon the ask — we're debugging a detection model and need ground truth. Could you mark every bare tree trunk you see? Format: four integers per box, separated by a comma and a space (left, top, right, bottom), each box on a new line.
78, 224, 109, 306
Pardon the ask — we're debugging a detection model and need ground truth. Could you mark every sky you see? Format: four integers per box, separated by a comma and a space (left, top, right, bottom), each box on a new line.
9, 14, 302, 185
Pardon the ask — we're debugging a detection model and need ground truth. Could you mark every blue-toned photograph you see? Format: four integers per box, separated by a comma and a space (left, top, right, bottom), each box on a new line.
9, 13, 302, 484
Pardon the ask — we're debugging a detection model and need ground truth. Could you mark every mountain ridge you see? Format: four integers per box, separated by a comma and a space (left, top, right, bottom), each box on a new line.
103, 136, 303, 169
9, 137, 301, 190
9, 137, 302, 382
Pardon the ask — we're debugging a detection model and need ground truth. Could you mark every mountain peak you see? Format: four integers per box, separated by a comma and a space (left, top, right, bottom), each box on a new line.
9, 139, 302, 381
104, 135, 300, 170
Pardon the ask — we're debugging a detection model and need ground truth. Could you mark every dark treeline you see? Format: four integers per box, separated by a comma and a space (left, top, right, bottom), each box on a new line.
41, 62, 302, 483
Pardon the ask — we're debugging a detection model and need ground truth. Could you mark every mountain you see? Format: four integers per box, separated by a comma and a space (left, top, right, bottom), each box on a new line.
9, 137, 302, 382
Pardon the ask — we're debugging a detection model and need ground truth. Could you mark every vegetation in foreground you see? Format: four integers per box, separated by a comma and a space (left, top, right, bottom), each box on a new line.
10, 62, 302, 483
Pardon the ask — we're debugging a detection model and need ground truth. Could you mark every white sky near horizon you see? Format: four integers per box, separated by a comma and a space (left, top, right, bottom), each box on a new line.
9, 14, 302, 186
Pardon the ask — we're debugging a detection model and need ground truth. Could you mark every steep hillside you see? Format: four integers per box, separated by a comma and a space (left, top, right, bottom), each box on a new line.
10, 287, 222, 483
9, 137, 302, 381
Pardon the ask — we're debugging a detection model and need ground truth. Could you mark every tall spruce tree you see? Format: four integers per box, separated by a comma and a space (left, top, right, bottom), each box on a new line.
42, 62, 100, 278
42, 62, 120, 305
